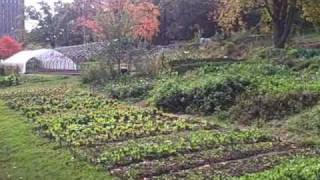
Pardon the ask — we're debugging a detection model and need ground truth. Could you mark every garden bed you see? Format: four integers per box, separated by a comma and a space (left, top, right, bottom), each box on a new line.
1, 86, 320, 179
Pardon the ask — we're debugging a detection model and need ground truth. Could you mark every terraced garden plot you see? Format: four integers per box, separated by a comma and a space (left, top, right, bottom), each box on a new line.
1, 86, 320, 180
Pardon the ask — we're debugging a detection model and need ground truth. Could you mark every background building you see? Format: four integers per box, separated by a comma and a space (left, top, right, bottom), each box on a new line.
0, 0, 24, 39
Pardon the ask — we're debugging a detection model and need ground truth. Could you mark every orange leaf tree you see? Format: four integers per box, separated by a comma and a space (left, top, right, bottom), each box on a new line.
79, 0, 161, 75
0, 36, 23, 59
83, 0, 160, 42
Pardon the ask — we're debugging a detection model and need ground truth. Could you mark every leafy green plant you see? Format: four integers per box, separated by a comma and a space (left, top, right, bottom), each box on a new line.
288, 105, 320, 135
0, 75, 19, 87
0, 86, 216, 147
150, 75, 251, 114
236, 157, 320, 180
98, 130, 272, 167
231, 92, 320, 124
105, 77, 154, 100
150, 60, 320, 118
81, 62, 116, 85
287, 48, 320, 59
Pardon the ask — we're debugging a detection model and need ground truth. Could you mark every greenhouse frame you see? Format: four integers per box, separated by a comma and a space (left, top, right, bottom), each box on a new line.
2, 49, 79, 74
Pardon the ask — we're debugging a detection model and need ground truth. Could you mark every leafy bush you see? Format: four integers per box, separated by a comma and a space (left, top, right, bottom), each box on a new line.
150, 62, 291, 115
0, 36, 23, 59
288, 105, 320, 134
150, 60, 320, 117
230, 92, 320, 124
81, 62, 117, 84
150, 75, 251, 114
105, 77, 154, 100
258, 48, 320, 63
168, 58, 241, 74
0, 64, 20, 75
287, 48, 320, 59
286, 57, 320, 72
0, 75, 19, 87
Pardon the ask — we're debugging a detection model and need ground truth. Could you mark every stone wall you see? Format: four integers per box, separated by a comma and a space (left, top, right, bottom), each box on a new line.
55, 42, 105, 64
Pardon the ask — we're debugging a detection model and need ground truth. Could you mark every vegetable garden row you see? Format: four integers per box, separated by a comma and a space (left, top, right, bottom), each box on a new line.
1, 86, 320, 179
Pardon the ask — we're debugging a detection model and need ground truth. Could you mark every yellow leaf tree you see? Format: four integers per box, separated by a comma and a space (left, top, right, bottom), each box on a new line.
214, 0, 320, 48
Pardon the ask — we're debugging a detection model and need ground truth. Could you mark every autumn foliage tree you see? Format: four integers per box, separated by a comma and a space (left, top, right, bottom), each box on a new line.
0, 36, 23, 60
80, 0, 160, 41
213, 0, 320, 48
300, 0, 320, 26
211, 0, 245, 33
79, 0, 160, 74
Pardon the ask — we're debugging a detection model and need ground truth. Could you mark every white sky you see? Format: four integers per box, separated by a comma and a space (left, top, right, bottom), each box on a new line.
25, 0, 74, 30
25, 0, 74, 8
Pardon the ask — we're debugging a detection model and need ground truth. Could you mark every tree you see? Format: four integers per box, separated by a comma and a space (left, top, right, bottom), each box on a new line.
72, 0, 101, 43
211, 0, 245, 34
81, 0, 160, 74
0, 36, 23, 59
268, 0, 298, 48
85, 0, 160, 41
300, 0, 320, 26
26, 2, 57, 48
26, 0, 96, 47
154, 0, 218, 44
214, 0, 320, 48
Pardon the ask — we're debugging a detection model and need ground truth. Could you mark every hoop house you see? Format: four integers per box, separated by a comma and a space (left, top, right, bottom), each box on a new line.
2, 49, 78, 74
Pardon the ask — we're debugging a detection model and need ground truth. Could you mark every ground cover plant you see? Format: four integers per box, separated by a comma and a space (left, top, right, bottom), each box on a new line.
235, 157, 320, 180
1, 83, 320, 179
5, 0, 320, 177
105, 76, 155, 101
149, 59, 320, 123
0, 75, 19, 88
289, 105, 320, 135
0, 101, 111, 180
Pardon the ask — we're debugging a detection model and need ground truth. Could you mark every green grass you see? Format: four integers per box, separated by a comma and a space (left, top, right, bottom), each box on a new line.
0, 101, 113, 180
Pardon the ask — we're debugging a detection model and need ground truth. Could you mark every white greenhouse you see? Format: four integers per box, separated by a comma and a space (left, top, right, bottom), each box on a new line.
2, 49, 78, 74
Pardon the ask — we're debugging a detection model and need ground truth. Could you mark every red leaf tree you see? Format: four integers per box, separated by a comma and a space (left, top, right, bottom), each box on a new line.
0, 36, 23, 59
77, 0, 160, 41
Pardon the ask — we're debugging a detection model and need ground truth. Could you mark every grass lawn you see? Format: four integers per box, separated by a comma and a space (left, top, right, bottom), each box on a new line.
0, 101, 113, 180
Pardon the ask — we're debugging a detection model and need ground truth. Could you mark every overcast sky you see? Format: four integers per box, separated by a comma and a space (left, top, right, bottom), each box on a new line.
25, 0, 74, 8
25, 0, 74, 30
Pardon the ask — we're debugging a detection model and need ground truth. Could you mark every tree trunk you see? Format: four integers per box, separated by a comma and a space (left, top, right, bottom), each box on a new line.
273, 20, 287, 48
118, 59, 121, 74
269, 0, 297, 48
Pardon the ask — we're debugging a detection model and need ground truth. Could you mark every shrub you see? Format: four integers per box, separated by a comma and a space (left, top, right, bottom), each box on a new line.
168, 58, 241, 74
81, 62, 117, 84
288, 105, 320, 135
0, 36, 22, 59
287, 48, 320, 59
258, 48, 320, 62
151, 60, 320, 116
0, 75, 19, 87
230, 91, 320, 124
151, 76, 251, 114
275, 56, 320, 72
105, 76, 154, 100
0, 64, 20, 75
